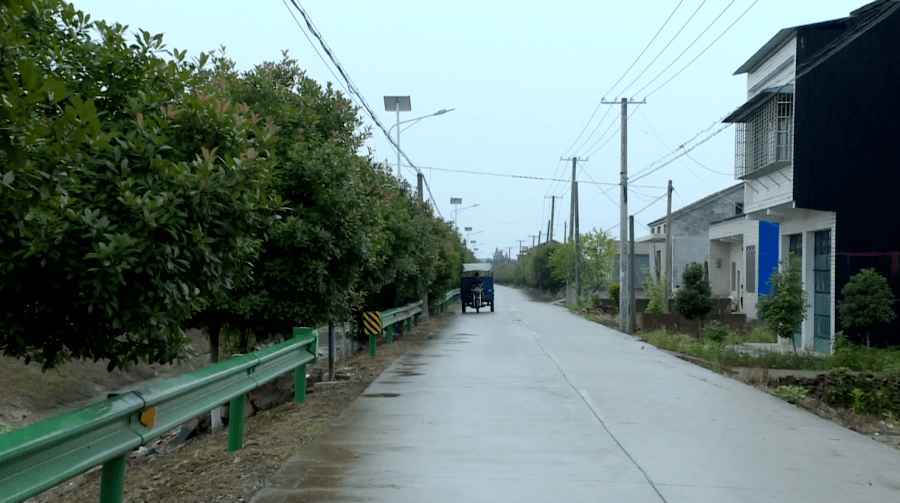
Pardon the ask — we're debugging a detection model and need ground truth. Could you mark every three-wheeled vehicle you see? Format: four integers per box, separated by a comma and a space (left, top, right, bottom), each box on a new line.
460, 263, 494, 313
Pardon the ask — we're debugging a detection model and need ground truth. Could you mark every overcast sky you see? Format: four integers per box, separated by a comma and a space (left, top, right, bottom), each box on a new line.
76, 0, 866, 259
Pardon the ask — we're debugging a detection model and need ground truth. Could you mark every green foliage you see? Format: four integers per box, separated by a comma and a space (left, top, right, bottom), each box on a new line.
609, 281, 620, 304
673, 263, 715, 338
0, 2, 467, 369
838, 268, 896, 346
746, 326, 777, 344
0, 2, 274, 369
494, 243, 563, 292
703, 320, 728, 344
774, 385, 809, 404
757, 254, 808, 354
643, 267, 668, 314
548, 230, 616, 292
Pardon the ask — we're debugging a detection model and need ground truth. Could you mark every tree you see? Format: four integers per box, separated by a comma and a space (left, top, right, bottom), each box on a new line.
838, 268, 896, 347
673, 262, 715, 339
549, 229, 616, 293
1, 2, 274, 370
757, 254, 807, 354
643, 267, 668, 314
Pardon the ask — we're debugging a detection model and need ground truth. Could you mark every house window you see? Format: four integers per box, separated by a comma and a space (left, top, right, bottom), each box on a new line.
746, 245, 756, 293
735, 202, 744, 216
732, 91, 794, 177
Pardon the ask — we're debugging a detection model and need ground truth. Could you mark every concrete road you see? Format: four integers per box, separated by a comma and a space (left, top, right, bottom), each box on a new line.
253, 285, 900, 502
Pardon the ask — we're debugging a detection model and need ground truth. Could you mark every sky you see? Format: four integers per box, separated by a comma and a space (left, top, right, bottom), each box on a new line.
74, 0, 868, 260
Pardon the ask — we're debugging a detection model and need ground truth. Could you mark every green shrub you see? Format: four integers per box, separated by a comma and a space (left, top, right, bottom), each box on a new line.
838, 268, 896, 346
673, 263, 715, 339
747, 326, 776, 343
774, 385, 809, 403
643, 267, 668, 314
609, 281, 620, 304
703, 320, 728, 344
757, 254, 807, 355
590, 293, 602, 307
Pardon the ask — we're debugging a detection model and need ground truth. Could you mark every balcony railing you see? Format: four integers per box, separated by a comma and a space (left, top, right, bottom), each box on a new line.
726, 85, 794, 178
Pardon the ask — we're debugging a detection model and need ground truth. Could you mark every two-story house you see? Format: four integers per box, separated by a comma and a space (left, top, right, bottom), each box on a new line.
708, 0, 900, 352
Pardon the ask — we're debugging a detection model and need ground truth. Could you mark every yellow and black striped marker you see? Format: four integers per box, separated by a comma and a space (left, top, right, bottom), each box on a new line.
364, 311, 382, 356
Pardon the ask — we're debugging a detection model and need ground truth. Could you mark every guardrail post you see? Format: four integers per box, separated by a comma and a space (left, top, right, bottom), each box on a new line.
228, 395, 245, 452
295, 363, 307, 404
386, 324, 393, 344
100, 454, 126, 503
406, 317, 412, 332
369, 334, 377, 356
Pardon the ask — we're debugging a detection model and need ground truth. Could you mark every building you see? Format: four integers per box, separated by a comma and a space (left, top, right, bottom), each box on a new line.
708, 0, 900, 352
641, 184, 744, 293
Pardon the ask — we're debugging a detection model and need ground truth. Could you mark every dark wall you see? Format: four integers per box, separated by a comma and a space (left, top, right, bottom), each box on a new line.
793, 9, 900, 345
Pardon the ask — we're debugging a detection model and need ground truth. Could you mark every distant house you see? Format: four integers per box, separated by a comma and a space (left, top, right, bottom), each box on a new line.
639, 184, 744, 292
708, 0, 900, 352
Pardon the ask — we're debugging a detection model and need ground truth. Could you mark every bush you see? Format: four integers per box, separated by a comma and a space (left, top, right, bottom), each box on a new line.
747, 326, 776, 344
673, 263, 715, 339
774, 385, 809, 404
609, 281, 620, 304
590, 293, 602, 307
703, 320, 728, 344
643, 267, 668, 314
838, 268, 896, 346
758, 254, 807, 354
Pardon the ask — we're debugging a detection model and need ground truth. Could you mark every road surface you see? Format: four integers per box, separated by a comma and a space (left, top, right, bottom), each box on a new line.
253, 285, 900, 502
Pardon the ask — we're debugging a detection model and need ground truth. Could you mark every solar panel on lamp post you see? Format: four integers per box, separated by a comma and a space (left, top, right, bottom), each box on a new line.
383, 96, 411, 178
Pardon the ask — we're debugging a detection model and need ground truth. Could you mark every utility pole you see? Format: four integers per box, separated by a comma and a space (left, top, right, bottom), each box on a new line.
517, 239, 526, 255
602, 97, 645, 332
529, 235, 538, 248
418, 172, 428, 320
629, 216, 636, 334
561, 156, 587, 301
507, 247, 514, 260
538, 230, 542, 245
665, 179, 673, 310
546, 220, 551, 243
550, 196, 556, 242
563, 222, 567, 244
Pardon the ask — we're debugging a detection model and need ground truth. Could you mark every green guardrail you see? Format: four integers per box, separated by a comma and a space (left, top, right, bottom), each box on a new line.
0, 327, 318, 503
441, 288, 461, 313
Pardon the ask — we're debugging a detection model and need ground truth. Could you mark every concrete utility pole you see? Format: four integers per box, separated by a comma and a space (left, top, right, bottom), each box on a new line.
629, 216, 636, 335
602, 97, 645, 332
538, 230, 542, 244
574, 180, 581, 298
529, 235, 538, 248
507, 247, 514, 260
517, 240, 526, 254
563, 222, 567, 244
665, 179, 673, 309
561, 156, 586, 302
418, 172, 428, 320
546, 220, 551, 243
550, 196, 556, 242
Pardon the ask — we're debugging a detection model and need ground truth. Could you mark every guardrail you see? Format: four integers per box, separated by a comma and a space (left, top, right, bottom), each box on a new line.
0, 328, 318, 503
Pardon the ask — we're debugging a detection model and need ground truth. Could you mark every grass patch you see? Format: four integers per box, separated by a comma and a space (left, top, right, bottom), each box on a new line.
745, 326, 777, 344
305, 422, 328, 436
638, 328, 900, 372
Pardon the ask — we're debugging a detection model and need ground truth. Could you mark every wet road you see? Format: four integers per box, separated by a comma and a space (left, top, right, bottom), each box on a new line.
253, 285, 900, 502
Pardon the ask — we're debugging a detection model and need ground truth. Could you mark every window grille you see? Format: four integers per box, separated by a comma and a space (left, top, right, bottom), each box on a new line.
734, 92, 794, 177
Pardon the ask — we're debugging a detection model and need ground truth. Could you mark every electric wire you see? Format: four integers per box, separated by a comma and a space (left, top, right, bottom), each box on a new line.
560, 1, 683, 159
285, 1, 444, 217
402, 163, 665, 188
616, 0, 708, 98
644, 0, 760, 98
631, 0, 736, 98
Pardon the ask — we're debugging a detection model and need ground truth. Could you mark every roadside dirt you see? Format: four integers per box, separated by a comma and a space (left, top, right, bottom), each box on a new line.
18, 311, 455, 503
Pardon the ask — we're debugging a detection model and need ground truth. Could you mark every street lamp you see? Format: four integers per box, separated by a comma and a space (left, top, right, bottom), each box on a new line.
466, 230, 483, 246
388, 108, 455, 137
383, 96, 411, 178
451, 202, 480, 232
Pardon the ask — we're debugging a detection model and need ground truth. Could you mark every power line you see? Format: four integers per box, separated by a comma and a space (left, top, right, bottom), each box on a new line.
616, 0, 708, 98
560, 1, 683, 159
645, 0, 759, 98
583, 104, 642, 159
284, 1, 444, 217
632, 0, 737, 98
631, 123, 732, 183
404, 163, 665, 188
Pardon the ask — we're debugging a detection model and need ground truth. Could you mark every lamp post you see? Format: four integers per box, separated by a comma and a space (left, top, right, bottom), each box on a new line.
451, 202, 480, 234
383, 96, 411, 178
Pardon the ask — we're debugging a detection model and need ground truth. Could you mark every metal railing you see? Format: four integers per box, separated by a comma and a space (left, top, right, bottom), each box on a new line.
0, 328, 318, 503
0, 289, 463, 503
